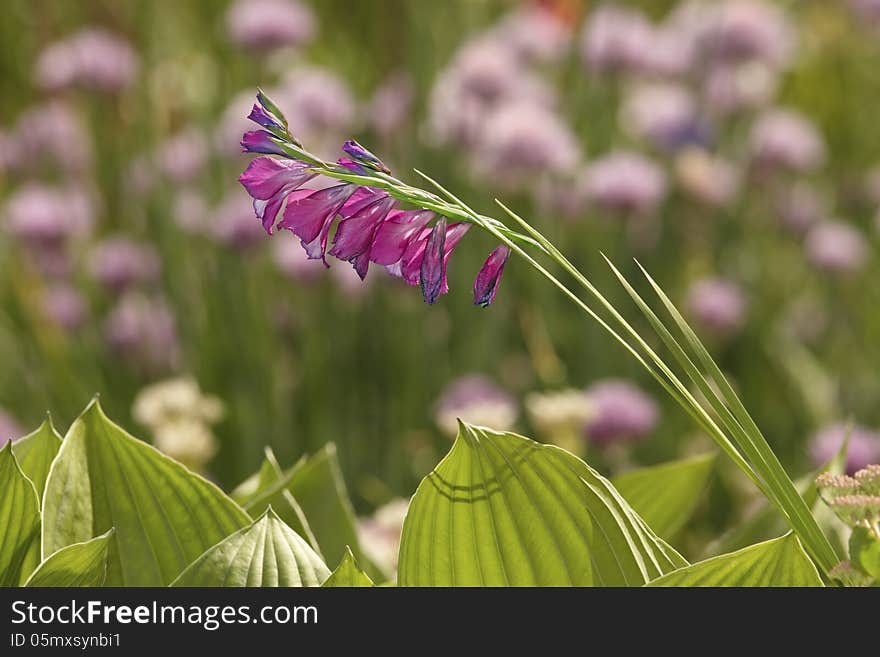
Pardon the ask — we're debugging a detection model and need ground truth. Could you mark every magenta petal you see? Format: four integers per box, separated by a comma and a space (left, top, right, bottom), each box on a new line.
473, 245, 511, 307
329, 196, 396, 277
279, 184, 356, 260
439, 222, 470, 294
400, 226, 432, 286
339, 186, 388, 219
239, 157, 314, 200
371, 210, 434, 265
420, 217, 447, 304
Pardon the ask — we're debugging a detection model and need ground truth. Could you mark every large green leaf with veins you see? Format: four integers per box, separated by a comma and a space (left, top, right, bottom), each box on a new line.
322, 547, 374, 587
612, 453, 716, 541
11, 418, 63, 503
398, 421, 687, 586
0, 443, 41, 585
26, 530, 114, 587
647, 533, 823, 586
42, 399, 250, 586
171, 509, 329, 587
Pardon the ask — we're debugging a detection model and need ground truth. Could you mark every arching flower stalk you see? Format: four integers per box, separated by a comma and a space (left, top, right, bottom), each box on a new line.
238, 90, 838, 576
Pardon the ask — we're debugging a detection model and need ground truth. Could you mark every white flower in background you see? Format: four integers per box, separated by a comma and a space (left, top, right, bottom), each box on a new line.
357, 498, 409, 580
133, 377, 223, 470
433, 375, 518, 437
526, 389, 594, 454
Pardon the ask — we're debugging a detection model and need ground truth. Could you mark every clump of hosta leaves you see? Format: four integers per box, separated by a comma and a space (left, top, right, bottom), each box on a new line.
817, 466, 880, 585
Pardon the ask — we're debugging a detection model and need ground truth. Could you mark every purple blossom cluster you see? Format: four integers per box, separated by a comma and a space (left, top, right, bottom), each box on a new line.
239, 93, 511, 306
35, 28, 138, 93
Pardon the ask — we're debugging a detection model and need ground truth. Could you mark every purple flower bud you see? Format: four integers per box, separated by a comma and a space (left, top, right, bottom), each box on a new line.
420, 217, 447, 305
473, 245, 511, 308
811, 423, 880, 475
88, 237, 161, 293
240, 130, 289, 156
342, 139, 391, 174
686, 277, 747, 336
584, 379, 658, 446
248, 103, 285, 133
805, 221, 868, 275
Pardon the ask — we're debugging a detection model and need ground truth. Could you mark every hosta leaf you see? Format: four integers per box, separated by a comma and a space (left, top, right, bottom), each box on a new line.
0, 443, 41, 585
246, 445, 371, 576
322, 547, 374, 587
230, 447, 284, 506
612, 453, 716, 541
647, 533, 823, 587
398, 422, 687, 587
11, 418, 63, 502
25, 530, 113, 587
42, 399, 251, 586
171, 508, 329, 587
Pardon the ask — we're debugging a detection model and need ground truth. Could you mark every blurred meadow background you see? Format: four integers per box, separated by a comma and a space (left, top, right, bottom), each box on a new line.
2, 0, 880, 560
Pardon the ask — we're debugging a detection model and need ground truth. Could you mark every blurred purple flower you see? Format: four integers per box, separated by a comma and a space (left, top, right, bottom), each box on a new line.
272, 234, 326, 281
104, 294, 180, 373
36, 28, 138, 92
226, 0, 315, 51
686, 277, 747, 336
700, 0, 794, 67
43, 284, 87, 331
805, 221, 869, 275
471, 101, 580, 186
775, 183, 826, 234
3, 184, 93, 249
580, 5, 653, 75
13, 101, 92, 173
750, 108, 826, 173
473, 245, 510, 308
434, 375, 518, 436
368, 73, 414, 139
0, 410, 22, 447
212, 192, 269, 250
275, 67, 356, 141
810, 423, 880, 475
88, 237, 160, 293
621, 83, 707, 151
173, 189, 209, 233
702, 62, 778, 116
583, 151, 668, 215
494, 5, 572, 63
584, 379, 658, 446
848, 0, 880, 25
157, 128, 208, 183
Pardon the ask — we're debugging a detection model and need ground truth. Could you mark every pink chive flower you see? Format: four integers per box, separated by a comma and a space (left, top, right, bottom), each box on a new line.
750, 108, 826, 173
104, 294, 180, 373
88, 237, 161, 293
686, 277, 747, 336
368, 73, 414, 139
43, 284, 87, 331
239, 92, 504, 306
212, 192, 268, 250
157, 128, 209, 183
226, 0, 315, 51
583, 151, 668, 215
804, 221, 868, 275
810, 423, 880, 475
36, 28, 138, 93
584, 379, 658, 446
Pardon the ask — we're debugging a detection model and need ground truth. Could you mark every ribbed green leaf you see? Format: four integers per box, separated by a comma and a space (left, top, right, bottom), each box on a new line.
647, 533, 823, 586
230, 447, 284, 506
613, 454, 716, 541
0, 443, 41, 585
171, 509, 329, 587
25, 530, 113, 587
11, 418, 63, 502
398, 422, 687, 586
322, 547, 374, 587
42, 399, 251, 586
246, 444, 371, 576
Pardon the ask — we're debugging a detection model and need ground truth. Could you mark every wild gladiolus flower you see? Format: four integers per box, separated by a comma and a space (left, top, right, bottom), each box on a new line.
238, 91, 505, 306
